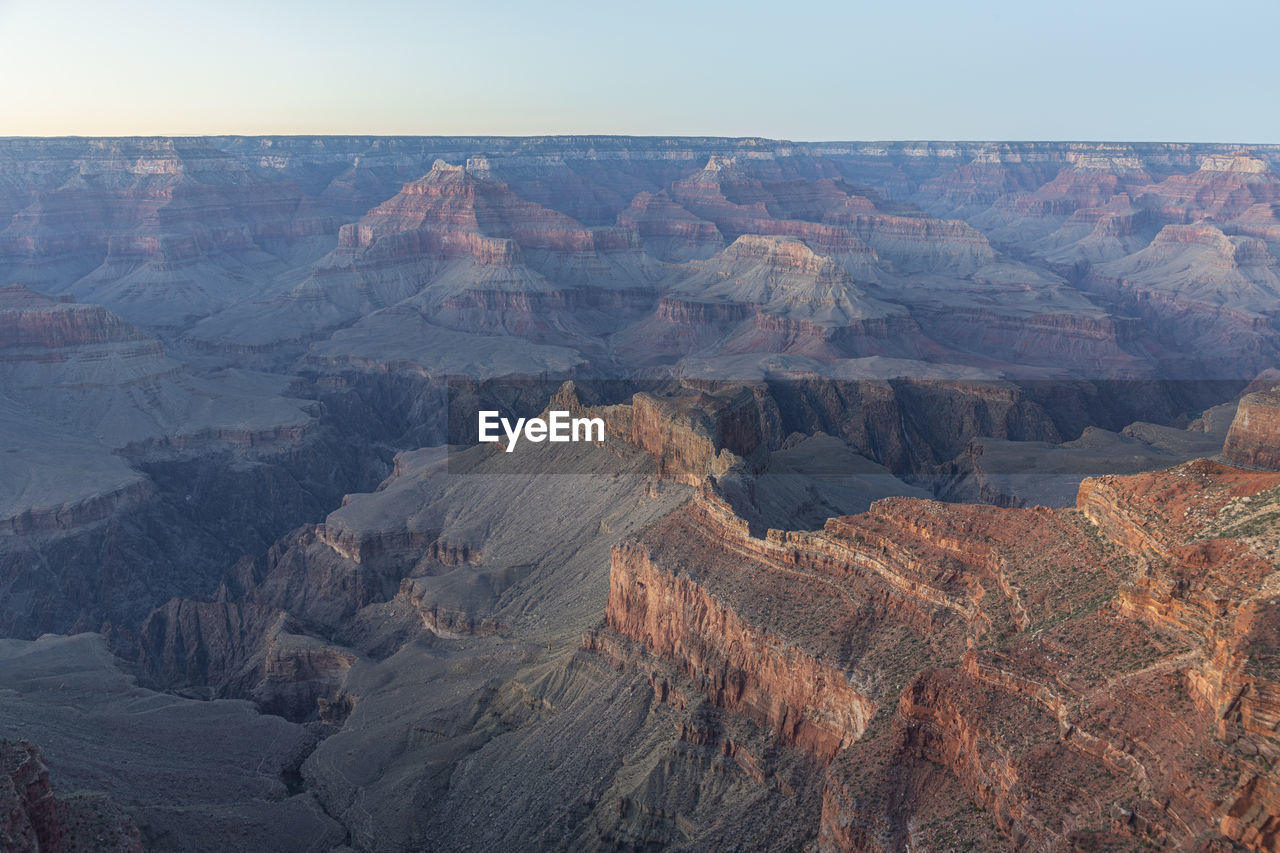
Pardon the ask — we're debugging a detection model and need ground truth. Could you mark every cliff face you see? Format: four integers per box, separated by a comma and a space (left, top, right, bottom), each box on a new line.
1226, 388, 1280, 470
0, 741, 57, 853
0, 280, 390, 637
602, 537, 875, 759
546, 374, 1074, 490
172, 139, 1280, 379
0, 139, 341, 330
660, 158, 998, 276
192, 156, 666, 353
134, 596, 359, 723
616, 234, 936, 364
1136, 151, 1280, 223
615, 191, 723, 261
536, 380, 771, 485
758, 376, 1067, 475
588, 457, 1280, 850
129, 516, 403, 722
0, 740, 142, 852
629, 388, 765, 484
0, 284, 153, 349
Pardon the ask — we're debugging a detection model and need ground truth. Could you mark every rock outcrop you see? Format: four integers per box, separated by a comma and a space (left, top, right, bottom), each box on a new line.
628, 387, 766, 484
601, 531, 875, 759
0, 138, 341, 330
617, 235, 931, 366
1136, 150, 1280, 223
190, 158, 661, 354
1226, 388, 1280, 470
585, 456, 1280, 850
0, 281, 391, 637
0, 740, 142, 852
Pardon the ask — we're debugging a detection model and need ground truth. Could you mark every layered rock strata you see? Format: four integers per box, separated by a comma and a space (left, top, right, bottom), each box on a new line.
589, 458, 1280, 850
1226, 388, 1280, 470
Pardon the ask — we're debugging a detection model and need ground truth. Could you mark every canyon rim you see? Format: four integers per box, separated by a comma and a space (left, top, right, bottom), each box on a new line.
0, 134, 1279, 852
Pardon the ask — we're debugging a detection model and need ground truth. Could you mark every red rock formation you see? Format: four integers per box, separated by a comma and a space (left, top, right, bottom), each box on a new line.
621, 234, 933, 364
544, 380, 635, 442
915, 144, 1071, 213
8, 136, 1280, 851
0, 284, 154, 350
333, 159, 637, 265
664, 157, 995, 276
629, 387, 765, 484
1226, 388, 1280, 470
1033, 196, 1157, 265
0, 139, 341, 329
603, 539, 875, 760
615, 191, 723, 261
1137, 151, 1280, 223
0, 740, 141, 852
588, 457, 1280, 850
219, 158, 665, 350
1235, 203, 1280, 245
1010, 156, 1150, 217
1084, 223, 1280, 378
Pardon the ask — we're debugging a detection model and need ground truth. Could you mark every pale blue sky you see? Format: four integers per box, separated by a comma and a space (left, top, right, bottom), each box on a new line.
0, 0, 1274, 141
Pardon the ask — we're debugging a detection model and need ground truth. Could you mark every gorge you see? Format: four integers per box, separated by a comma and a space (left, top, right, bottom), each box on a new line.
1, 136, 1280, 851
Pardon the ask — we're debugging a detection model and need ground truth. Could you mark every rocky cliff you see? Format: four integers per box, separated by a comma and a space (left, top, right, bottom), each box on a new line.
0, 740, 141, 852
1226, 388, 1280, 470
0, 283, 386, 636
585, 456, 1280, 850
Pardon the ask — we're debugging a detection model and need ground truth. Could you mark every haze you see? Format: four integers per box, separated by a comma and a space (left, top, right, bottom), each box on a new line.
0, 0, 1276, 141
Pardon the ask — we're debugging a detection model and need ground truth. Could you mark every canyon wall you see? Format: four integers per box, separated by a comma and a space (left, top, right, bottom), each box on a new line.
3, 137, 1280, 850
586, 456, 1280, 850
1226, 388, 1280, 470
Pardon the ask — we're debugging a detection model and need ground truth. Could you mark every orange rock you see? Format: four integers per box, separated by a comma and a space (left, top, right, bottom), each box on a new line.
1226, 389, 1280, 470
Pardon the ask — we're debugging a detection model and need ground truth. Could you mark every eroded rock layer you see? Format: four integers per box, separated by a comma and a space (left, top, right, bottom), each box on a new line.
1227, 388, 1280, 470
3, 137, 1280, 851
0, 739, 141, 852
588, 460, 1280, 850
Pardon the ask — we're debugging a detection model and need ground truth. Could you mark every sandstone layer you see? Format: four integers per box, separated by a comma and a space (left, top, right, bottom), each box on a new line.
586, 458, 1280, 850
1226, 388, 1280, 470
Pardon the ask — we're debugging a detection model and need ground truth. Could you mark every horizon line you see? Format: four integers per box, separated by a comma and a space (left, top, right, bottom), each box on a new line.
0, 133, 1276, 146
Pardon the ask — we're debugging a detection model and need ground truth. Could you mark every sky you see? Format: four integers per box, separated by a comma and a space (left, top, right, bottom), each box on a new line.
0, 0, 1275, 141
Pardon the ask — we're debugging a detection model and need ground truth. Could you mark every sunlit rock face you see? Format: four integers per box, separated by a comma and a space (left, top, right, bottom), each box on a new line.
1225, 388, 1280, 470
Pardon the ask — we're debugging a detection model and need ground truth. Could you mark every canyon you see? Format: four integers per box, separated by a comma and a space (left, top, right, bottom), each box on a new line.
1, 136, 1279, 850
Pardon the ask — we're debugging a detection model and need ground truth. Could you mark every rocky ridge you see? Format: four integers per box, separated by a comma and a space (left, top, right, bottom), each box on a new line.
584, 449, 1280, 849
3, 137, 1280, 850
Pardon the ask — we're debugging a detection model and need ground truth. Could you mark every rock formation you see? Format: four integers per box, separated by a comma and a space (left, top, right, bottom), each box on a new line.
586, 458, 1280, 850
0, 739, 142, 852
0, 136, 1279, 851
0, 281, 383, 636
1225, 387, 1280, 470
